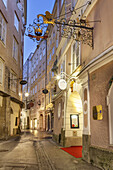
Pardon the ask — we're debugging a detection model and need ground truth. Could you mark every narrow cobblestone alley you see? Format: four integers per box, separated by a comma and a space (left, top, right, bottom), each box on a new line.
0, 130, 101, 170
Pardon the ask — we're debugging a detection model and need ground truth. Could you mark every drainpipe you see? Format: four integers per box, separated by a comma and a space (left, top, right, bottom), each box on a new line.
87, 70, 91, 135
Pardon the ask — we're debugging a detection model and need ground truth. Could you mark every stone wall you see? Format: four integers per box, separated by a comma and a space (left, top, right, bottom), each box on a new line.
0, 96, 10, 139
89, 146, 113, 170
82, 134, 91, 163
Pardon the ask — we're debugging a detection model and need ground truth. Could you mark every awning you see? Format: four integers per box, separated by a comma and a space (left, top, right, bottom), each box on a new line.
0, 90, 10, 97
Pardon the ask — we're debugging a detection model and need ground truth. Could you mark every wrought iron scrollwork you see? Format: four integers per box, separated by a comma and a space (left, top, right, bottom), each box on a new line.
25, 1, 101, 48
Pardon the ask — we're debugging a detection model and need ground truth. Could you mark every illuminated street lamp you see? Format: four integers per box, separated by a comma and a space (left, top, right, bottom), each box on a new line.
56, 72, 76, 91
25, 92, 29, 97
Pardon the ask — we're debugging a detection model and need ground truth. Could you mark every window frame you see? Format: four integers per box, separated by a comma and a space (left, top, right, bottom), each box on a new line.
0, 59, 4, 85
71, 41, 81, 73
71, 0, 78, 9
10, 72, 17, 93
0, 12, 7, 45
14, 12, 19, 32
2, 0, 7, 8
12, 37, 18, 61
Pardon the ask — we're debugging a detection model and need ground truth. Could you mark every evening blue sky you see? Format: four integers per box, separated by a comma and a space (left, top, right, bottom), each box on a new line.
24, 0, 55, 63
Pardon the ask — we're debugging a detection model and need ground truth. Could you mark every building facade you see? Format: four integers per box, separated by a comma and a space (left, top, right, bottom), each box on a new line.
45, 0, 59, 132
0, 0, 27, 138
52, 0, 113, 169
21, 52, 33, 130
22, 0, 113, 169
26, 40, 47, 130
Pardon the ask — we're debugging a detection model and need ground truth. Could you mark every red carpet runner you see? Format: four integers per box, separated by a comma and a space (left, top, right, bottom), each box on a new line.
61, 146, 82, 158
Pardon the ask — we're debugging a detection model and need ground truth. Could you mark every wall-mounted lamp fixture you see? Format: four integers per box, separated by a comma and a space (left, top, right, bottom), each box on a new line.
56, 72, 76, 91
25, 92, 29, 97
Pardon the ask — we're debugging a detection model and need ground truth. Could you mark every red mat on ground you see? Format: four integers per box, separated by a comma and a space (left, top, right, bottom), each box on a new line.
61, 146, 82, 158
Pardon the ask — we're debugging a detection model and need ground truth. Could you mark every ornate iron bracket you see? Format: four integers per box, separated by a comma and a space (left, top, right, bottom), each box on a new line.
55, 19, 94, 48
25, 1, 101, 48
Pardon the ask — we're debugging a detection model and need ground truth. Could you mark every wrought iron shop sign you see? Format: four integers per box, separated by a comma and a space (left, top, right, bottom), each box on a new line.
25, 1, 101, 48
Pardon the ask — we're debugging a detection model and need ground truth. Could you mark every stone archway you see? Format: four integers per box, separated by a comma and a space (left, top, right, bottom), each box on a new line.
65, 91, 83, 147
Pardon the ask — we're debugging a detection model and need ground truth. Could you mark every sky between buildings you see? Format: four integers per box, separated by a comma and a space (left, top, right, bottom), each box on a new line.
24, 0, 56, 63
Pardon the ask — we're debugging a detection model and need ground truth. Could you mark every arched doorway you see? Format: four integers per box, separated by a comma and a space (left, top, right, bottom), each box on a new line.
47, 114, 50, 130
39, 114, 43, 130
65, 91, 83, 147
10, 107, 14, 135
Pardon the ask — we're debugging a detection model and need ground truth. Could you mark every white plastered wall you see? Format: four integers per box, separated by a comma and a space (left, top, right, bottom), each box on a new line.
10, 101, 20, 135
65, 83, 83, 137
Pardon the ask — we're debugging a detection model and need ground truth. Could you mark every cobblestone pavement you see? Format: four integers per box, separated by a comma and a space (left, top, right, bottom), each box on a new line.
0, 130, 101, 170
0, 132, 38, 170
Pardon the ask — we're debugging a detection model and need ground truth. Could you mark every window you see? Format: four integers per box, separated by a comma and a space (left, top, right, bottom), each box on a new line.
33, 88, 34, 95
52, 71, 54, 78
61, 0, 63, 7
20, 52, 22, 70
14, 12, 19, 32
35, 85, 37, 93
43, 62, 45, 71
32, 66, 33, 72
36, 72, 38, 79
38, 82, 40, 91
36, 57, 39, 65
0, 13, 6, 44
71, 0, 78, 9
34, 62, 36, 69
50, 39, 52, 45
50, 53, 51, 61
49, 71, 51, 81
52, 47, 55, 55
72, 41, 80, 72
43, 48, 45, 56
34, 75, 35, 82
47, 58, 49, 65
56, 39, 58, 48
58, 102, 61, 119
0, 59, 3, 85
53, 32, 55, 38
61, 60, 65, 73
42, 79, 45, 89
39, 66, 41, 75
40, 53, 42, 60
2, 0, 7, 8
10, 72, 17, 93
31, 78, 33, 84
13, 37, 18, 61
